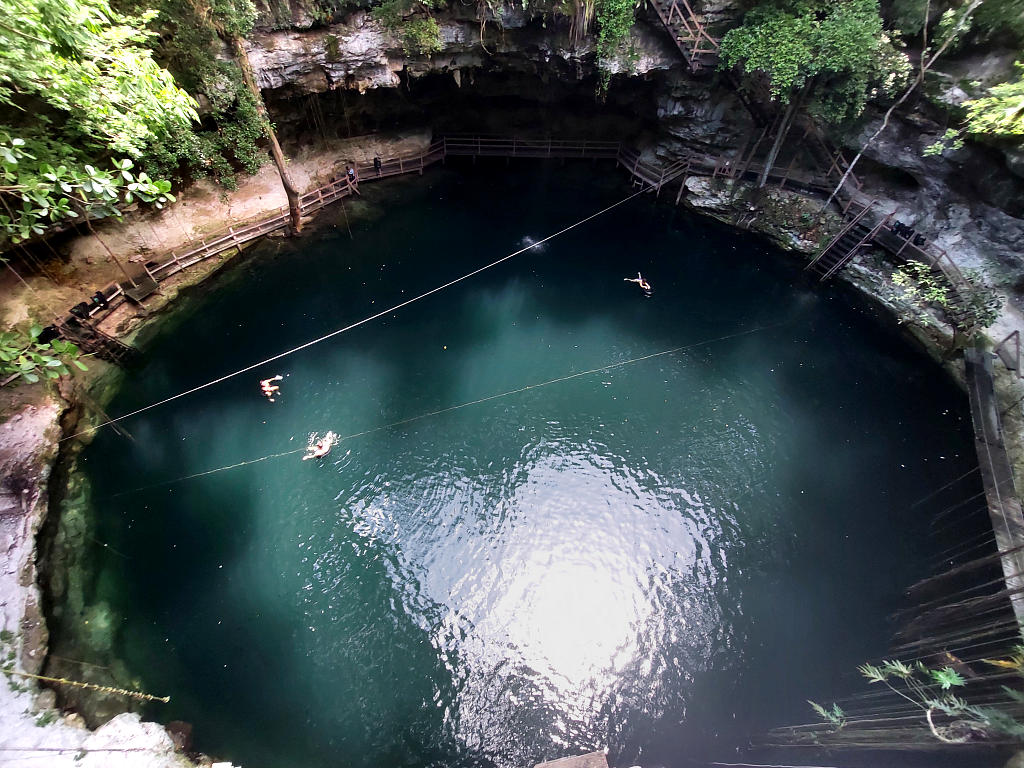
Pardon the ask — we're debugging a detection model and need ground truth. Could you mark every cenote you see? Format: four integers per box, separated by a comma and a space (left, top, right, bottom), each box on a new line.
59, 163, 985, 768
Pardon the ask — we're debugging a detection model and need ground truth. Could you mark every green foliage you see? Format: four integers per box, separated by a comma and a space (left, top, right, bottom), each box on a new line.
594, 0, 636, 64
0, 323, 86, 385
0, 0, 198, 158
720, 0, 910, 123
0, 136, 175, 244
891, 260, 1001, 333
140, 0, 268, 187
964, 62, 1024, 139
34, 710, 57, 727
815, 653, 1024, 744
325, 33, 341, 59
809, 700, 846, 729
973, 0, 1024, 44
401, 17, 442, 54
209, 0, 258, 37
892, 259, 952, 308
0, 0, 194, 247
885, 0, 932, 35
372, 0, 444, 55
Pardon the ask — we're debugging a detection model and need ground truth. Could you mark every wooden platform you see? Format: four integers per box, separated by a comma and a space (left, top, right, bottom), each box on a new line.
535, 751, 610, 768
964, 346, 1024, 627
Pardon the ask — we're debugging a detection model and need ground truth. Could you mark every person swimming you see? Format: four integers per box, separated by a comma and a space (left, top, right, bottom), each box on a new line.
302, 431, 338, 461
260, 375, 283, 402
624, 272, 651, 291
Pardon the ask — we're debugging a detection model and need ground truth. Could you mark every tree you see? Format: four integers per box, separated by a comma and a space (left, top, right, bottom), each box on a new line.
0, 0, 198, 158
0, 135, 177, 286
0, 0, 197, 257
141, 0, 268, 189
720, 0, 909, 184
823, 0, 982, 207
184, 0, 303, 233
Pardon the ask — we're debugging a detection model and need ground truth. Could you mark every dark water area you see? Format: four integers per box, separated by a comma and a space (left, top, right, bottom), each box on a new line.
70, 163, 986, 768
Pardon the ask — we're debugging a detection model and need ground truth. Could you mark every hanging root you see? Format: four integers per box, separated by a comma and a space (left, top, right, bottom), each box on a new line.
480, 16, 492, 55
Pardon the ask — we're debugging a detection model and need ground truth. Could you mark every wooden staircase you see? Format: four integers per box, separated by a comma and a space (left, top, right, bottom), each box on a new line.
648, 0, 719, 73
57, 319, 142, 365
806, 200, 879, 280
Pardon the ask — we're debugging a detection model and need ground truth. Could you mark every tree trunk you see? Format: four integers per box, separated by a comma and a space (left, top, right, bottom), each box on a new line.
230, 36, 303, 234
85, 218, 137, 288
821, 0, 982, 210
758, 87, 803, 188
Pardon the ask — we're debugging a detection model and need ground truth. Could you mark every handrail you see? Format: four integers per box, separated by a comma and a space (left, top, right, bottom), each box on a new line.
995, 331, 1022, 379
805, 200, 877, 271
679, 0, 719, 49
59, 132, 997, 346
819, 211, 892, 282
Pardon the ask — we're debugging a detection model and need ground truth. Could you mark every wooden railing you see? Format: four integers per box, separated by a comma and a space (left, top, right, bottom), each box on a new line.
995, 331, 1022, 378
442, 136, 621, 160
648, 0, 719, 73
805, 200, 878, 273
59, 132, 991, 345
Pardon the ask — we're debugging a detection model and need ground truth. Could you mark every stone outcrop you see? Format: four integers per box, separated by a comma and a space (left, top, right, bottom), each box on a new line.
243, 12, 680, 95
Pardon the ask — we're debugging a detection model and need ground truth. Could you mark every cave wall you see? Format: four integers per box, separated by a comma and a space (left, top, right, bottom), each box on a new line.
237, 0, 1024, 313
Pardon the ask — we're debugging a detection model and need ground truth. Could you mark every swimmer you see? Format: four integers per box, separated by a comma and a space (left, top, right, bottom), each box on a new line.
302, 431, 338, 461
260, 375, 283, 402
624, 272, 651, 291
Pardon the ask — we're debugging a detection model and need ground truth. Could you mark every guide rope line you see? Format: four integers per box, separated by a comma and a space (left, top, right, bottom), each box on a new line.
110, 322, 785, 498
2, 668, 169, 703
908, 465, 980, 509
64, 187, 650, 444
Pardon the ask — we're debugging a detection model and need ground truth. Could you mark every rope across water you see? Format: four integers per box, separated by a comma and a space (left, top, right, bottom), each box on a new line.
65, 187, 650, 444
109, 322, 786, 498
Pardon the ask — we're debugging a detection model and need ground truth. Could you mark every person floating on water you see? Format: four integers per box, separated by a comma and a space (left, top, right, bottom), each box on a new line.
260, 375, 283, 402
303, 431, 338, 461
624, 272, 651, 292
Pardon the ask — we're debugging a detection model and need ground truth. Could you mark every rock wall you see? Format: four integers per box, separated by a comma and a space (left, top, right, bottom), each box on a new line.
4, 1, 1024, 764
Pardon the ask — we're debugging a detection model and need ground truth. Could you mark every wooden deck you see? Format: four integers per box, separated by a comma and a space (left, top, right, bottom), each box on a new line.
964, 347, 1024, 626
55, 131, 968, 345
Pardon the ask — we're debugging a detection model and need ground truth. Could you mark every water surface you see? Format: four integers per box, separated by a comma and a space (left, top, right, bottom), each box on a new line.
73, 163, 980, 768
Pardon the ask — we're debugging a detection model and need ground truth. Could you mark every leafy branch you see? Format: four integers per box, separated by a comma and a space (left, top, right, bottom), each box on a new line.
0, 323, 86, 386
0, 134, 175, 247
813, 650, 1024, 745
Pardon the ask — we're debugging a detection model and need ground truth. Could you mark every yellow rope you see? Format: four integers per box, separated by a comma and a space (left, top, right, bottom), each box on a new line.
3, 668, 169, 703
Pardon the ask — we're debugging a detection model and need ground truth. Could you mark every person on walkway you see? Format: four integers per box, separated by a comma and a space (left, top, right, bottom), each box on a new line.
347, 164, 357, 183
260, 375, 283, 402
373, 155, 382, 176
624, 272, 651, 292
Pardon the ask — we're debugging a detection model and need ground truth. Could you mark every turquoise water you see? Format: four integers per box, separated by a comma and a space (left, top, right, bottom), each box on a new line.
73, 163, 980, 768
